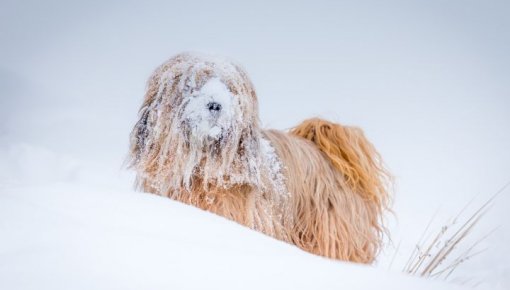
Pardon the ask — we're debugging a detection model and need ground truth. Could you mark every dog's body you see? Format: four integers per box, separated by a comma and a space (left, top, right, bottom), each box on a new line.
129, 53, 391, 263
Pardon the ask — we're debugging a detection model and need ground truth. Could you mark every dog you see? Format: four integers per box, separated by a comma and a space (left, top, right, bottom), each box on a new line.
128, 52, 391, 263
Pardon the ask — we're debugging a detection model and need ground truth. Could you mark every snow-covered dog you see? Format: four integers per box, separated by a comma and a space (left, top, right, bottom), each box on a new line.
128, 53, 391, 263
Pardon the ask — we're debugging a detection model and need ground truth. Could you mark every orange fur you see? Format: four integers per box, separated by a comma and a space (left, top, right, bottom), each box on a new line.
128, 53, 392, 263
290, 118, 390, 210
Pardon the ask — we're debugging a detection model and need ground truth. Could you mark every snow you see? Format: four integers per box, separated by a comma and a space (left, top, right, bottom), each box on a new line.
1, 0, 510, 289
259, 136, 288, 197
184, 78, 234, 141
0, 183, 466, 290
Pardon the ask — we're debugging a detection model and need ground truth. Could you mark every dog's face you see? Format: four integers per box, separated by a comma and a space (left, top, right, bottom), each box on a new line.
129, 53, 262, 190
181, 77, 235, 145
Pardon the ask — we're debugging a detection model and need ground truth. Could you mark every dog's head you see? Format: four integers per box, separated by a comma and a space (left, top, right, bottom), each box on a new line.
129, 53, 265, 192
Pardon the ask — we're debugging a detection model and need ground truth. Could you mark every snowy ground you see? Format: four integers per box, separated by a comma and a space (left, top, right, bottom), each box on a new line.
1, 183, 470, 290
1, 0, 509, 289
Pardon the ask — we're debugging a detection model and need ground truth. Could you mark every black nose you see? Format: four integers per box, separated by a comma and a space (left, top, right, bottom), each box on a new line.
207, 102, 222, 112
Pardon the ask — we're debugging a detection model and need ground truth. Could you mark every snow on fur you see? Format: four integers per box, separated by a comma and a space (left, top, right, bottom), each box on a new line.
129, 53, 288, 199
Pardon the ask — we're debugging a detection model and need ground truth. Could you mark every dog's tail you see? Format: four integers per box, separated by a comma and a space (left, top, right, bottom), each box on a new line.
290, 118, 391, 208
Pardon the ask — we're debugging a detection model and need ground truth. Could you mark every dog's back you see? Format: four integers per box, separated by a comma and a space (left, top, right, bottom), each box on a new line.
128, 53, 391, 263
263, 118, 390, 263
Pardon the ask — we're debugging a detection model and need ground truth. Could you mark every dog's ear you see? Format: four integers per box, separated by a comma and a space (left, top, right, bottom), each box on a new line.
128, 64, 173, 168
237, 125, 257, 155
130, 105, 150, 164
131, 53, 196, 158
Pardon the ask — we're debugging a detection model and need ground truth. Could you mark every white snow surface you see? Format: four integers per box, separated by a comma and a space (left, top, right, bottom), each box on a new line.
0, 183, 465, 290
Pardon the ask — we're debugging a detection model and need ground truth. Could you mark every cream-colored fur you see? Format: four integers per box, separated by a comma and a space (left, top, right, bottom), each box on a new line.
128, 52, 391, 263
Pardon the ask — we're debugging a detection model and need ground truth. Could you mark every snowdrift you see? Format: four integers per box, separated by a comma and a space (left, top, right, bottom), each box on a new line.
0, 183, 466, 290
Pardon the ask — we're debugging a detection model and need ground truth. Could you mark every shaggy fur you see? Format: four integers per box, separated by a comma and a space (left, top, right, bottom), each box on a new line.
128, 52, 391, 263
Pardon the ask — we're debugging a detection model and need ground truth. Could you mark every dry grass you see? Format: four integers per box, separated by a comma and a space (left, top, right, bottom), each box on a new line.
401, 182, 508, 282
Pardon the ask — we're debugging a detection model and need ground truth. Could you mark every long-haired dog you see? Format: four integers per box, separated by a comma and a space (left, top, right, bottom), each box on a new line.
128, 52, 391, 263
